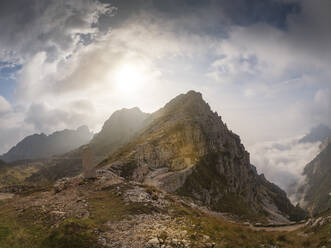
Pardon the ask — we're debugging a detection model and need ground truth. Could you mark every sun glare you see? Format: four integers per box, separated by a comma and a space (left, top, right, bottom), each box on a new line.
114, 63, 145, 93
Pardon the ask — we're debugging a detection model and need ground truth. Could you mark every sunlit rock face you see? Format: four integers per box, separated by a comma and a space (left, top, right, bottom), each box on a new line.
101, 91, 304, 222
0, 126, 93, 162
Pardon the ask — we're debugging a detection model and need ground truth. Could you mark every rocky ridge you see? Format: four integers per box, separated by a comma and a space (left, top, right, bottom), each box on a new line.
101, 91, 302, 222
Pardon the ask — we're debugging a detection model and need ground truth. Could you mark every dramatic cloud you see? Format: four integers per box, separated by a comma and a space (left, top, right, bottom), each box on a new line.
0, 0, 114, 63
0, 0, 330, 156
0, 96, 11, 114
0, 0, 115, 152
25, 102, 95, 132
249, 138, 321, 193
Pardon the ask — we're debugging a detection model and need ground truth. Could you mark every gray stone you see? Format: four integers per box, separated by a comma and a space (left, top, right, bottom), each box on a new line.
82, 146, 96, 179
53, 177, 70, 193
146, 237, 160, 248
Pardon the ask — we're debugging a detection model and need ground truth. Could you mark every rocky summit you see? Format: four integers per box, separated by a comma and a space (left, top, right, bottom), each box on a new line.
90, 107, 150, 156
101, 91, 303, 222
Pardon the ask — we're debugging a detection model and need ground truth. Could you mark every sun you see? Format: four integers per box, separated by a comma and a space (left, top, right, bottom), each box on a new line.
114, 63, 145, 93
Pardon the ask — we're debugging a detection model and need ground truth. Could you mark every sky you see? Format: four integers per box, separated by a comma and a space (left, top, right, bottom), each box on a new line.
0, 0, 330, 191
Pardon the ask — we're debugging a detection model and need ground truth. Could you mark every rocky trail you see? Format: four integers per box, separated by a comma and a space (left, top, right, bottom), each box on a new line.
248, 223, 306, 232
0, 193, 15, 200
196, 203, 308, 232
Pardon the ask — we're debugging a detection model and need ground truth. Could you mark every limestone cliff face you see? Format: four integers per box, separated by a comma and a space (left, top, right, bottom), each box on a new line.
102, 91, 302, 222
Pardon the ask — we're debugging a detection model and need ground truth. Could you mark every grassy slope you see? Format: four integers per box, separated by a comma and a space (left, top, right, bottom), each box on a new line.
0, 162, 44, 187
0, 183, 329, 248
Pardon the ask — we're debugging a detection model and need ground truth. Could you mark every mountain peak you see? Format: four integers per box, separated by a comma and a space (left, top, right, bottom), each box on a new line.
101, 107, 148, 129
90, 107, 150, 155
76, 125, 90, 134
100, 91, 302, 222
157, 90, 211, 118
184, 90, 203, 98
113, 106, 143, 114
167, 90, 204, 105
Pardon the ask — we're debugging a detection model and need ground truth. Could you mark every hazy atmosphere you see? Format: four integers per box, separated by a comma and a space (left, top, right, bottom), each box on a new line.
1, 0, 331, 191
0, 1, 331, 247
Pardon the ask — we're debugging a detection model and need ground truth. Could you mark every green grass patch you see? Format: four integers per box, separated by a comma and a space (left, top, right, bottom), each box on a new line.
88, 186, 163, 226
40, 219, 98, 248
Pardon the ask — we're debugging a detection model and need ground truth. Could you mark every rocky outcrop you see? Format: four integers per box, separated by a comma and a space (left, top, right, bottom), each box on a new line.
319, 135, 331, 151
304, 214, 331, 228
0, 126, 93, 162
102, 91, 302, 222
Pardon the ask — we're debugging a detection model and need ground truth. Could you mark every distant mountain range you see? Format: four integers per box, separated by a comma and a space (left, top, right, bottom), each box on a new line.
0, 126, 93, 162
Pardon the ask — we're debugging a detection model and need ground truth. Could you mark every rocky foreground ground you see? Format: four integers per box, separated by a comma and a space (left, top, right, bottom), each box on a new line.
0, 167, 330, 248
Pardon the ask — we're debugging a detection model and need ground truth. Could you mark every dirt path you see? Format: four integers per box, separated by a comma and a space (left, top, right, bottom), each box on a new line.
248, 223, 306, 232
0, 193, 15, 200
196, 205, 307, 232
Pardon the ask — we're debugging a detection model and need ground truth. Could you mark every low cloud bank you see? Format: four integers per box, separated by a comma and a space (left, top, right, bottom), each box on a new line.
249, 137, 321, 196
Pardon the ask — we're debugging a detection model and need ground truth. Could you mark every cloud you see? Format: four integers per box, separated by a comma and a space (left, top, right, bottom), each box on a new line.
0, 0, 115, 153
24, 103, 92, 133
0, 0, 114, 63
0, 107, 31, 155
0, 96, 11, 113
249, 137, 321, 193
204, 0, 331, 144
0, 0, 330, 159
314, 89, 331, 109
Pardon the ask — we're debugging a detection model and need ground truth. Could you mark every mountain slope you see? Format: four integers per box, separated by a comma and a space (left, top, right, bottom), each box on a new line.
296, 142, 331, 215
0, 126, 93, 162
101, 91, 303, 222
90, 107, 150, 156
19, 108, 150, 185
0, 173, 322, 248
